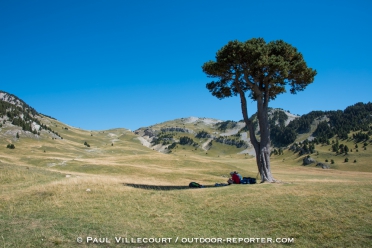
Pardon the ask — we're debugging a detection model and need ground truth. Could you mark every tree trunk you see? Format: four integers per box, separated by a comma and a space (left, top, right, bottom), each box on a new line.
255, 97, 276, 183
255, 140, 275, 183
237, 86, 276, 183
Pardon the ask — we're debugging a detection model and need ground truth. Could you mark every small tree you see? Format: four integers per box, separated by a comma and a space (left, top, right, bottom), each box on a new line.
16, 132, 20, 139
331, 159, 335, 164
6, 144, 15, 149
344, 145, 349, 155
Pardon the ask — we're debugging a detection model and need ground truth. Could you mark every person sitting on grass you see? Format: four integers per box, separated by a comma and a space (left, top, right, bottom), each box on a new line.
234, 171, 243, 181
227, 171, 241, 184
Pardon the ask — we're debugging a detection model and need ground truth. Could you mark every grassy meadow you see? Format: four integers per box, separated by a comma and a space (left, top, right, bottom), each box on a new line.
1, 118, 372, 247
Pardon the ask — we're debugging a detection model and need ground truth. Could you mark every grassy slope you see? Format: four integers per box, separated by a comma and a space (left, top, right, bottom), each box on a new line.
1, 117, 372, 247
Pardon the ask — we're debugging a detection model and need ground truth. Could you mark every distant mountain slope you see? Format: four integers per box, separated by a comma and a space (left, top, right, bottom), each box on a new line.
0, 90, 62, 138
134, 110, 299, 156
135, 103, 372, 157
1, 89, 371, 162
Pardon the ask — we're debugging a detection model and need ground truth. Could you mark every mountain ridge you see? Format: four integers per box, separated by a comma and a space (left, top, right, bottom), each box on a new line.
1, 90, 371, 160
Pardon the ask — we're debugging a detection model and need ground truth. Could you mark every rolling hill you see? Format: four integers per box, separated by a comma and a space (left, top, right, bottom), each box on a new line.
1, 90, 372, 247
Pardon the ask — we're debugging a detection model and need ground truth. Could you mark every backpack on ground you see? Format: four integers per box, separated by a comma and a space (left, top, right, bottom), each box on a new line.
241, 177, 257, 184
189, 182, 203, 188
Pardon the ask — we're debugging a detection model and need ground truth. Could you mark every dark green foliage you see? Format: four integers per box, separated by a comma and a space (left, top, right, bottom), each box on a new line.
179, 136, 194, 145
202, 38, 316, 101
344, 145, 349, 155
6, 144, 15, 149
195, 130, 211, 139
271, 111, 331, 146
214, 136, 246, 148
344, 158, 349, 162
353, 132, 369, 142
84, 141, 90, 147
308, 102, 372, 142
313, 121, 333, 140
354, 159, 357, 163
291, 139, 316, 156
269, 110, 288, 128
271, 148, 284, 156
339, 144, 345, 154
40, 113, 57, 120
16, 132, 20, 139
168, 142, 177, 150
331, 159, 335, 164
332, 139, 339, 153
270, 125, 297, 147
289, 111, 324, 132
325, 159, 328, 162
151, 132, 174, 145
215, 121, 237, 132
309, 143, 315, 154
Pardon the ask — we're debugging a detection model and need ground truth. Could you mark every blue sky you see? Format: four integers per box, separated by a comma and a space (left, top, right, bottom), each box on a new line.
1, 0, 371, 130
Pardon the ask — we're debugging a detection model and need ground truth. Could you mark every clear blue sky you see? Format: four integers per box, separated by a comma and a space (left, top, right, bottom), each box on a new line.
1, 0, 371, 130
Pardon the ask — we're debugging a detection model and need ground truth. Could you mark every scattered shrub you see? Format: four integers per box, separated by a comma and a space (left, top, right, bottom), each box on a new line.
354, 159, 357, 163
325, 159, 328, 162
331, 159, 335, 164
179, 136, 194, 145
6, 144, 15, 149
344, 158, 349, 162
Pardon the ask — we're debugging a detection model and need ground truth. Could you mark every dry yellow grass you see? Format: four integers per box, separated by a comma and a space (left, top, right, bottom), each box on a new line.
1, 117, 372, 247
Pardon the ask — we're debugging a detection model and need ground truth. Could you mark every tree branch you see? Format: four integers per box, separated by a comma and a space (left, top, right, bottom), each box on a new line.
233, 77, 259, 149
263, 72, 273, 108
243, 73, 258, 92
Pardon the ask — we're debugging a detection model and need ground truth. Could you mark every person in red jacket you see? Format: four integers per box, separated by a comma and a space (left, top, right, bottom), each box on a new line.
227, 171, 241, 184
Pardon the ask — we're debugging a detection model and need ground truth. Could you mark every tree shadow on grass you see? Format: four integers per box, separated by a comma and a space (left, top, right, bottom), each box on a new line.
124, 183, 222, 191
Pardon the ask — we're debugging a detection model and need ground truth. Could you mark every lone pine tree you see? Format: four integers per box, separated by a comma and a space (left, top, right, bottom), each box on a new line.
202, 38, 316, 182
